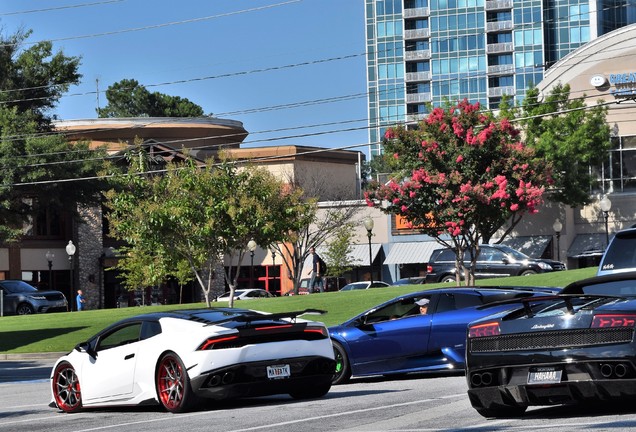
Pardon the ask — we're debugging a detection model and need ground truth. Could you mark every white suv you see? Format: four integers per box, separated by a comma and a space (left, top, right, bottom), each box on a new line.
597, 227, 636, 276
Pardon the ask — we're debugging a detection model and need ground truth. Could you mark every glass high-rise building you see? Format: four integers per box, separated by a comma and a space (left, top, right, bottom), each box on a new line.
365, 0, 636, 158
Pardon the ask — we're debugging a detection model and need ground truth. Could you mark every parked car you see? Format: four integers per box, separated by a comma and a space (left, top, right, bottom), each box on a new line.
391, 277, 426, 286
50, 308, 334, 413
216, 289, 275, 301
0, 280, 68, 315
298, 277, 348, 294
339, 281, 390, 291
425, 244, 566, 283
329, 285, 560, 385
597, 227, 636, 276
466, 271, 636, 418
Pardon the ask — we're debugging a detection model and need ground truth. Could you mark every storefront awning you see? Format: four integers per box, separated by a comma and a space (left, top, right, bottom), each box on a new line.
500, 235, 552, 258
383, 241, 440, 265
346, 243, 382, 266
567, 233, 607, 258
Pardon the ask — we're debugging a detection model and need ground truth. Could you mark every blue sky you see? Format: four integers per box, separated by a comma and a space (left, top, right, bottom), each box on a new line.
1, 0, 369, 153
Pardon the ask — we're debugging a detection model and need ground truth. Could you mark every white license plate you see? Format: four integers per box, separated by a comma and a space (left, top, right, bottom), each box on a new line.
267, 364, 290, 380
527, 368, 562, 385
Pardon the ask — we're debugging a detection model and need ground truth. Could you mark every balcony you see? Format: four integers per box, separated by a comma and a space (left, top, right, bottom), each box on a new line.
406, 93, 432, 104
486, 42, 513, 54
406, 113, 427, 123
485, 0, 513, 10
487, 64, 515, 75
404, 50, 431, 61
486, 20, 513, 32
405, 71, 431, 82
404, 7, 430, 18
404, 28, 430, 40
488, 86, 516, 97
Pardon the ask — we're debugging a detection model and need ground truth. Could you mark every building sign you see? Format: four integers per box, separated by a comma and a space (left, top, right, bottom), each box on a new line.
592, 73, 636, 98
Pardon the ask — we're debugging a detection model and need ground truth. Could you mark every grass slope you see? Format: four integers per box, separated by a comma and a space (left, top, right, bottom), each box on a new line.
0, 267, 597, 354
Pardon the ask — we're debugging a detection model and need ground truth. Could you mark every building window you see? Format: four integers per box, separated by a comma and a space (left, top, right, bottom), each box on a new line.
22, 199, 65, 238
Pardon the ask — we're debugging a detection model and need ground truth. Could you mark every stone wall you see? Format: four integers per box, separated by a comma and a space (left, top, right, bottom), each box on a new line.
77, 205, 104, 310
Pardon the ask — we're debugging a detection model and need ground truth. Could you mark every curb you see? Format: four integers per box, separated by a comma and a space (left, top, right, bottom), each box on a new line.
0, 352, 66, 361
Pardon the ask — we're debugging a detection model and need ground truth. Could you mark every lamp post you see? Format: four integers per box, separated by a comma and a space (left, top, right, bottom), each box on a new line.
45, 250, 54, 290
552, 219, 562, 262
363, 216, 375, 281
66, 241, 76, 311
247, 239, 257, 287
600, 195, 612, 248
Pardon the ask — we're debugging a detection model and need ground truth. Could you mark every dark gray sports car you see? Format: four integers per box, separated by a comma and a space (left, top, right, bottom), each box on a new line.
466, 271, 636, 418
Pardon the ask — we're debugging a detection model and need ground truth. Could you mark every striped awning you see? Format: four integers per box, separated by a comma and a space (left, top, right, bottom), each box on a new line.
567, 233, 608, 258
500, 235, 552, 258
383, 241, 440, 265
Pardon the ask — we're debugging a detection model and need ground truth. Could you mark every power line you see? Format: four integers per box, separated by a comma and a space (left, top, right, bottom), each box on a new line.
0, 1, 302, 47
0, 0, 126, 16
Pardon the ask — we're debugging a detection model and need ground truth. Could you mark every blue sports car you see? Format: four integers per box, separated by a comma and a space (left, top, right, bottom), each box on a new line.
329, 286, 559, 384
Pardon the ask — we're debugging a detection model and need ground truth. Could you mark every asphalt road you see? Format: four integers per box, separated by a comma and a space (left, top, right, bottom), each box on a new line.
3, 360, 636, 431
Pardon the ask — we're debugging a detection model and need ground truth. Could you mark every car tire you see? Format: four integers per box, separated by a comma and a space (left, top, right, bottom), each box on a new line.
331, 340, 351, 385
52, 361, 82, 413
289, 382, 331, 399
441, 275, 456, 283
520, 270, 537, 276
156, 352, 197, 413
16, 303, 34, 315
475, 404, 527, 418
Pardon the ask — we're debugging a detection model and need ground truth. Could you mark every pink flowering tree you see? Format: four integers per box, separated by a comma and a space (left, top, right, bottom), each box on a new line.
365, 99, 551, 285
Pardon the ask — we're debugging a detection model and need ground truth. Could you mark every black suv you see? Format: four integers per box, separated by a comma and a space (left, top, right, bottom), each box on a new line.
425, 244, 566, 283
597, 227, 636, 276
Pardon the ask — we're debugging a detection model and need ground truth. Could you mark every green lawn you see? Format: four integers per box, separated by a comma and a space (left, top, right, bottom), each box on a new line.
0, 267, 598, 354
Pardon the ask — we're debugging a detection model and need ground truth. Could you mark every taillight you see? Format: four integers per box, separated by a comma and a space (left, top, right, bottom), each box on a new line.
197, 335, 239, 351
304, 325, 329, 338
591, 314, 636, 328
427, 265, 433, 273
468, 322, 500, 338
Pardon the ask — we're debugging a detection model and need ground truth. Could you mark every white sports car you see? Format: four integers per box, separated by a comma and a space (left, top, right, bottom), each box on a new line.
50, 308, 335, 413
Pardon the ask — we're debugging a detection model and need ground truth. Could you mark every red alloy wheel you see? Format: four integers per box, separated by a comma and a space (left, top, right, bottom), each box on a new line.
52, 362, 82, 413
156, 352, 193, 413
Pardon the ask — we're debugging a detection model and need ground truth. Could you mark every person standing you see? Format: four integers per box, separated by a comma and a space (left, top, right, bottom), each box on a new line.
76, 289, 86, 311
307, 247, 325, 293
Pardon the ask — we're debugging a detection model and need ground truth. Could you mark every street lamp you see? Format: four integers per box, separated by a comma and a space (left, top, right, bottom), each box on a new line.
66, 241, 76, 311
600, 195, 612, 248
552, 219, 562, 262
45, 250, 54, 290
363, 216, 375, 281
247, 239, 257, 287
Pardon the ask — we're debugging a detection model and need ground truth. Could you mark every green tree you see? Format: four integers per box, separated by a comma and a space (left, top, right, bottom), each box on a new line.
106, 153, 309, 307
97, 79, 205, 118
0, 29, 110, 243
366, 99, 551, 285
321, 223, 356, 278
511, 84, 610, 206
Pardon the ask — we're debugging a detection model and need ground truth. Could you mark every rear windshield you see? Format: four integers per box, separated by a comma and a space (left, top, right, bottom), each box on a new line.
600, 233, 636, 273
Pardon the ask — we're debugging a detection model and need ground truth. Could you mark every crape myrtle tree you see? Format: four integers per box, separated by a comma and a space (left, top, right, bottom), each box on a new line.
0, 29, 111, 243
106, 152, 309, 307
365, 99, 551, 285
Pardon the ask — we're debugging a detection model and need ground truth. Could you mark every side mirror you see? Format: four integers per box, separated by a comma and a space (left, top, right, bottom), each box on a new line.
502, 257, 510, 264
75, 341, 97, 359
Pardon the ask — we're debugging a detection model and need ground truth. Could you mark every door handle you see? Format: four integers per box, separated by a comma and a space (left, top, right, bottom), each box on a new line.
124, 353, 135, 360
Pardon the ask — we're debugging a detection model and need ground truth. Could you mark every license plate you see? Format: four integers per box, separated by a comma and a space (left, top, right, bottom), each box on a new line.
528, 367, 562, 385
267, 364, 290, 380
